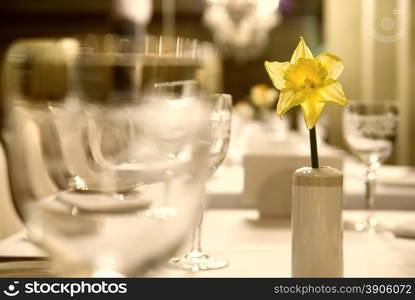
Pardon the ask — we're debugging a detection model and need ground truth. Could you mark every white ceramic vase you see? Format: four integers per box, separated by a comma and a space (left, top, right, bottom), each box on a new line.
291, 166, 343, 277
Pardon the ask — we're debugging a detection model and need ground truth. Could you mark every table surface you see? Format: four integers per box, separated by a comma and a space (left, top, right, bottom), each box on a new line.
1, 124, 415, 239
214, 122, 415, 211
156, 209, 415, 277
207, 160, 415, 210
0, 120, 414, 276
1, 209, 415, 277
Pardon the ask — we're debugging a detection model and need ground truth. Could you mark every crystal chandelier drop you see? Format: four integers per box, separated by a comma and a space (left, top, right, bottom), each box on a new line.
203, 0, 281, 62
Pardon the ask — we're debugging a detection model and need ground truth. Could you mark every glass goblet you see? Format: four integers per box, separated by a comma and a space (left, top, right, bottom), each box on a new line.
4, 38, 212, 277
29, 98, 211, 277
343, 101, 399, 233
170, 93, 232, 271
141, 80, 206, 220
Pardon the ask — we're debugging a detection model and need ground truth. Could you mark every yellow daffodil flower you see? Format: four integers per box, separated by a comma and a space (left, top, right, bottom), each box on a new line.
264, 37, 348, 129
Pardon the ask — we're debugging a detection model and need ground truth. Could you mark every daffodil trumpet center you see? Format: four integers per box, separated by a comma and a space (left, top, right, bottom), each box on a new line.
284, 58, 328, 92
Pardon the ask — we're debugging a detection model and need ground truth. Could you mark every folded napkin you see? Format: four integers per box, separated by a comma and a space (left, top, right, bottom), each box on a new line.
378, 169, 415, 187
345, 160, 415, 187
0, 229, 50, 277
0, 232, 46, 260
0, 260, 53, 277
393, 220, 415, 239
243, 154, 343, 217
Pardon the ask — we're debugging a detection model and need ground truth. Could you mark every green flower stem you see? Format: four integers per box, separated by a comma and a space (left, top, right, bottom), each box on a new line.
309, 127, 319, 169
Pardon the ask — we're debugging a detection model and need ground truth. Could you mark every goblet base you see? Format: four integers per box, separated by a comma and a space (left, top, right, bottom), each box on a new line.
344, 216, 389, 234
169, 250, 228, 271
144, 206, 178, 220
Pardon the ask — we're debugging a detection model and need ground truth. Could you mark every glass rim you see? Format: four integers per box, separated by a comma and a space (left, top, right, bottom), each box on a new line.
7, 35, 217, 67
78, 34, 215, 58
347, 100, 399, 106
345, 100, 400, 112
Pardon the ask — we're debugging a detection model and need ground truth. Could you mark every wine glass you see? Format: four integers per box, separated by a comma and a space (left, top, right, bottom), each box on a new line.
63, 34, 212, 196
170, 93, 232, 271
142, 80, 206, 220
29, 99, 211, 277
49, 34, 214, 204
3, 37, 212, 277
343, 101, 399, 233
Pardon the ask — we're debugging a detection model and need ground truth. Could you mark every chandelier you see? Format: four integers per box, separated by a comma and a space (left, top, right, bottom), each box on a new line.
203, 0, 281, 62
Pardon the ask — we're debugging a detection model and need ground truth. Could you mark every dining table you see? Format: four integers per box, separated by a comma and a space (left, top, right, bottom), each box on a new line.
0, 121, 415, 277
157, 209, 415, 277
1, 209, 415, 277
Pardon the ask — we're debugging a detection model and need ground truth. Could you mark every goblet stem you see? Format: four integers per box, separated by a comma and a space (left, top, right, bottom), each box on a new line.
163, 154, 176, 206
145, 155, 177, 219
365, 163, 379, 231
190, 167, 216, 251
163, 169, 173, 206
169, 178, 228, 271
190, 195, 205, 253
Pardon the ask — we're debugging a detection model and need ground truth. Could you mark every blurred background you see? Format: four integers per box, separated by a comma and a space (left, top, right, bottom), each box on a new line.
0, 0, 413, 165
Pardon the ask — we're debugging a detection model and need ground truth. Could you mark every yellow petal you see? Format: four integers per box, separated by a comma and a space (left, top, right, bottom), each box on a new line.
290, 37, 314, 64
264, 61, 289, 90
317, 53, 344, 80
276, 89, 304, 117
300, 92, 326, 129
318, 81, 348, 106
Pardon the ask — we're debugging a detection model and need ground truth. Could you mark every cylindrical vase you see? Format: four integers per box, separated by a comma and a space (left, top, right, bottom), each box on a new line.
291, 166, 343, 277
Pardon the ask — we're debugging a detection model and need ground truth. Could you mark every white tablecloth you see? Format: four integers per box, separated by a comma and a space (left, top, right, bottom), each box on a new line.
0, 119, 414, 240
207, 160, 415, 210
207, 121, 415, 210
1, 210, 415, 277
157, 210, 415, 277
